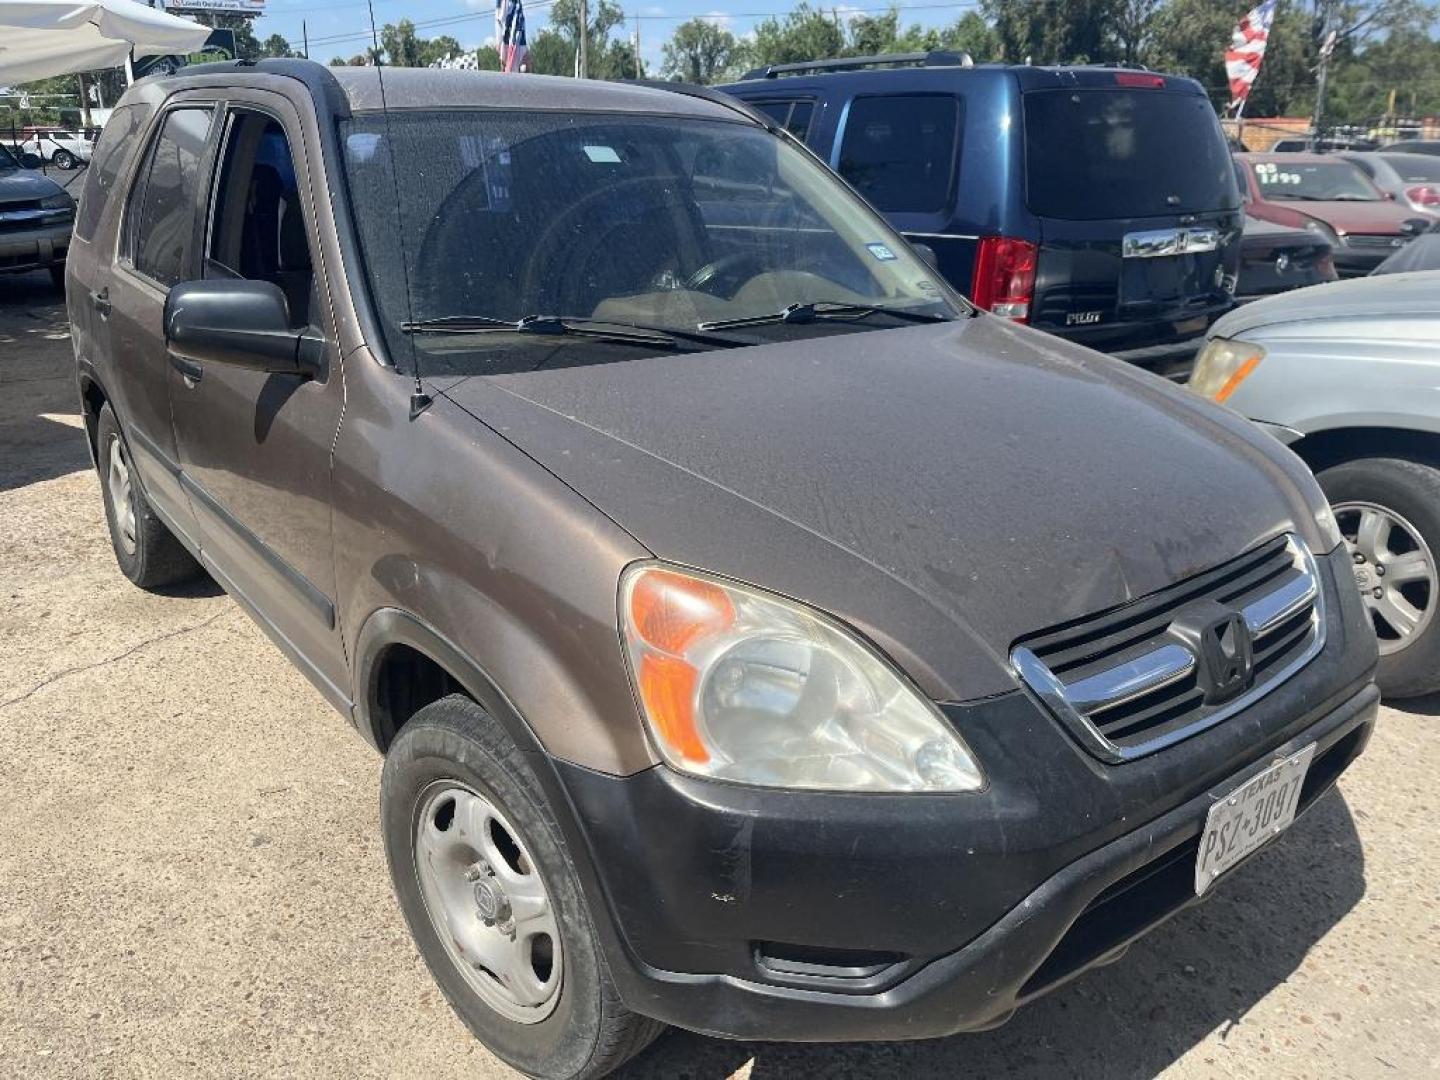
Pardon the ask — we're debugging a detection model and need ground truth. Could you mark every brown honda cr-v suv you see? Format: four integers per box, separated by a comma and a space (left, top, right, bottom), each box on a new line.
68, 60, 1378, 1080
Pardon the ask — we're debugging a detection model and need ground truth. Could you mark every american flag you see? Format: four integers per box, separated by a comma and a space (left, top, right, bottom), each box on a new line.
1225, 0, 1277, 110
496, 0, 529, 73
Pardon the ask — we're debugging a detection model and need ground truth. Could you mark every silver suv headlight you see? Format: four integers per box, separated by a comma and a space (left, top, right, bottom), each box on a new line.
619, 564, 984, 793
1191, 337, 1266, 403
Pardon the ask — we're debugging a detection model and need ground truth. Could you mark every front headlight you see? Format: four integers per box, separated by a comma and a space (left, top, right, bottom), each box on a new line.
39, 194, 74, 212
1301, 218, 1341, 247
1190, 337, 1266, 403
619, 565, 984, 793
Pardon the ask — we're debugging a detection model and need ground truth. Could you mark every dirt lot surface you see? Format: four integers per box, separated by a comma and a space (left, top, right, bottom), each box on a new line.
2, 271, 1437, 1079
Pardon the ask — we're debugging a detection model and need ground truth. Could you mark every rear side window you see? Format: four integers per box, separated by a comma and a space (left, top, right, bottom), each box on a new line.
128, 107, 212, 287
838, 95, 960, 214
751, 99, 815, 140
1025, 89, 1240, 220
75, 104, 149, 242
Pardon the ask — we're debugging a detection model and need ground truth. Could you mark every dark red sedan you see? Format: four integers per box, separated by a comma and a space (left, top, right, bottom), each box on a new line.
1235, 152, 1431, 275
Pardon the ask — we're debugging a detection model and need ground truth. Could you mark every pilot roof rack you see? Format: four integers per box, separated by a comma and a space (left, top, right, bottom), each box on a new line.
741, 50, 975, 80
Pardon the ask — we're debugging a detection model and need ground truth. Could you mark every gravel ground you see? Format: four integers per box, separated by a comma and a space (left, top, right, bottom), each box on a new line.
1, 270, 1437, 1079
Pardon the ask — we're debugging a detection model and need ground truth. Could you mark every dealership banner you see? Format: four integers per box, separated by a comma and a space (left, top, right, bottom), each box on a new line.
165, 0, 265, 14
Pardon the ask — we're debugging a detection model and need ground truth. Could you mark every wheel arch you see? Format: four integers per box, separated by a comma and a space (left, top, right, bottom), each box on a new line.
353, 607, 547, 759
1287, 425, 1440, 475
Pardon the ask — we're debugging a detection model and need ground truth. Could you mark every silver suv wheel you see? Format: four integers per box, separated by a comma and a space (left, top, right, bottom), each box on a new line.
1335, 500, 1436, 655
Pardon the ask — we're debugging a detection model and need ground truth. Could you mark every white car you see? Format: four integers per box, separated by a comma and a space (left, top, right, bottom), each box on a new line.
20, 130, 94, 170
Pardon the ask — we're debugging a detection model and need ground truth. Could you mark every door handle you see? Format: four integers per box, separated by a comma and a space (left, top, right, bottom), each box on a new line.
171, 355, 204, 387
88, 288, 111, 317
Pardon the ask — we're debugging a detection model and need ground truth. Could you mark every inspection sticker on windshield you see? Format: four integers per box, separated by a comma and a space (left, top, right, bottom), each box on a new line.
866, 243, 898, 261
1195, 743, 1315, 895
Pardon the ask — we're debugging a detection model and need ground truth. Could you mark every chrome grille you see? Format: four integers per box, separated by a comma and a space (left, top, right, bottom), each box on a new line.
1345, 233, 1406, 250
1012, 535, 1324, 762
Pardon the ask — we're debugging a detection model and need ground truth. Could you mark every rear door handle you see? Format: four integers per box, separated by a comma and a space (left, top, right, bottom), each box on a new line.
171, 355, 203, 387
88, 288, 111, 317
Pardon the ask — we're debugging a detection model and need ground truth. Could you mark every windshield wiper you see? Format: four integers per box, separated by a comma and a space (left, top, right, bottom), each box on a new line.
697, 301, 952, 332
400, 314, 750, 350
402, 314, 677, 348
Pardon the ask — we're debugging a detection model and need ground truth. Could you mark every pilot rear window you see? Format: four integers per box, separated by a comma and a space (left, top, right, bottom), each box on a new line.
1024, 89, 1241, 220
837, 95, 960, 214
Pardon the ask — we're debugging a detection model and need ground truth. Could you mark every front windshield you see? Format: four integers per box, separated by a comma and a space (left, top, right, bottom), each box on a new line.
1250, 160, 1380, 202
341, 109, 963, 374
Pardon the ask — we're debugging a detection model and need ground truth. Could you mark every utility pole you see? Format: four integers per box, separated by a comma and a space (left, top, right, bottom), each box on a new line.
578, 0, 589, 78
303, 20, 310, 59
633, 16, 641, 79
1309, 28, 1337, 150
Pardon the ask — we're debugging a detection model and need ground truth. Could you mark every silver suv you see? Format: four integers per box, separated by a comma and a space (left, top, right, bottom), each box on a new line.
1192, 269, 1440, 697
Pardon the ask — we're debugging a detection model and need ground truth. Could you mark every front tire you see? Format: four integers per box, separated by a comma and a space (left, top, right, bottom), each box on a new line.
382, 696, 664, 1080
1318, 456, 1440, 698
52, 149, 75, 170
95, 404, 200, 589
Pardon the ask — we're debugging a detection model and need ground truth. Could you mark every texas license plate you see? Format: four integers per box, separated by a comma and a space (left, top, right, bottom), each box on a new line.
1195, 744, 1315, 895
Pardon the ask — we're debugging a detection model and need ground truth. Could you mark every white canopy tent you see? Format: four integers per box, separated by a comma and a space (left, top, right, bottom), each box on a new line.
0, 0, 210, 85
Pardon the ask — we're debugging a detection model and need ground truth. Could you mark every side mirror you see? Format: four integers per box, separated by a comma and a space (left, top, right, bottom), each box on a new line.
911, 242, 940, 270
19, 152, 42, 169
165, 279, 323, 378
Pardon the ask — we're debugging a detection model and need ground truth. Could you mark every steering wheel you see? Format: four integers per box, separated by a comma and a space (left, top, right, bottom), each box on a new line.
684, 252, 765, 296
521, 177, 700, 311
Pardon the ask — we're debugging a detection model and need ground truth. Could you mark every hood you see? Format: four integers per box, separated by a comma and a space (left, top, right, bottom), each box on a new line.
0, 168, 65, 202
441, 318, 1328, 700
1288, 201, 1426, 234
1211, 269, 1440, 339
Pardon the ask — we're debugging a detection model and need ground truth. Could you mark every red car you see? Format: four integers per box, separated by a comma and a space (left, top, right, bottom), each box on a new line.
1234, 152, 1430, 275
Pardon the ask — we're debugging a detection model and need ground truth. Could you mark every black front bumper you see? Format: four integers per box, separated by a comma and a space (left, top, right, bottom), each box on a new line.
556, 546, 1378, 1042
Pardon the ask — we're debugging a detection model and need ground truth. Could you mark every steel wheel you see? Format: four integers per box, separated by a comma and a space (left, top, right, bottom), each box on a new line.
106, 432, 138, 556
1335, 500, 1436, 655
413, 781, 563, 1024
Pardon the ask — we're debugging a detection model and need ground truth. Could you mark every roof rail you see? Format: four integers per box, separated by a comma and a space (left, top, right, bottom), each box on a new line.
741, 50, 974, 81
626, 79, 774, 128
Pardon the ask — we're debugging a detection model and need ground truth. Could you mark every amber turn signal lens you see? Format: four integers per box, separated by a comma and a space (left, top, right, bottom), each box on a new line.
628, 568, 735, 656
1214, 354, 1262, 403
638, 653, 708, 763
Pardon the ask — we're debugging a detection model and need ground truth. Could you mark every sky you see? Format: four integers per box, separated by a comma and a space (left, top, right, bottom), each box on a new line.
243, 0, 977, 74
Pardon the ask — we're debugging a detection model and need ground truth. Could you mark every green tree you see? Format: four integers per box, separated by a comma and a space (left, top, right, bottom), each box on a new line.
981, 0, 1124, 63
260, 33, 300, 59
419, 35, 464, 67
544, 0, 634, 76
475, 45, 504, 71
380, 20, 424, 67
932, 11, 1001, 59
661, 17, 739, 83
746, 4, 846, 67
528, 30, 577, 75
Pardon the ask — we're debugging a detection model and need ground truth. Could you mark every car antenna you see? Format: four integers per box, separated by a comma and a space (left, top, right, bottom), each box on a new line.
367, 0, 431, 420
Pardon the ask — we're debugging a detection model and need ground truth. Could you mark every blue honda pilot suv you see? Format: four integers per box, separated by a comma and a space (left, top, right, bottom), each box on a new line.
721, 52, 1245, 372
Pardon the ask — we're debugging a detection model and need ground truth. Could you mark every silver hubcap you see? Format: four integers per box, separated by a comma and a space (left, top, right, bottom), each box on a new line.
413, 783, 562, 1023
1334, 501, 1436, 655
106, 434, 138, 556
